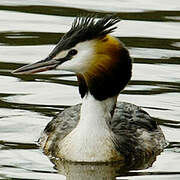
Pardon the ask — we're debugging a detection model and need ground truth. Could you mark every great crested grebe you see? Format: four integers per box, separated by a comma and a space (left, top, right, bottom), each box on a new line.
13, 15, 166, 163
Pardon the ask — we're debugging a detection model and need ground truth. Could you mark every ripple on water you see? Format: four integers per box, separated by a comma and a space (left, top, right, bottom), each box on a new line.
0, 0, 180, 179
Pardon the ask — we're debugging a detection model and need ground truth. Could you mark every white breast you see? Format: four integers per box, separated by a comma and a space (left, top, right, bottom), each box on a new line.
57, 93, 122, 162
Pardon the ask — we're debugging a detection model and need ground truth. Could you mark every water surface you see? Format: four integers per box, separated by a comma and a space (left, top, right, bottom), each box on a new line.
0, 0, 180, 179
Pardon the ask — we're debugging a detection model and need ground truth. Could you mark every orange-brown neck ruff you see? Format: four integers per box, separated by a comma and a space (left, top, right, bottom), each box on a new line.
77, 35, 132, 101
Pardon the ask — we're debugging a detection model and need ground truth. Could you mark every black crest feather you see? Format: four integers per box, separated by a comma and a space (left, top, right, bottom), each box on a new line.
69, 15, 120, 40
49, 15, 120, 58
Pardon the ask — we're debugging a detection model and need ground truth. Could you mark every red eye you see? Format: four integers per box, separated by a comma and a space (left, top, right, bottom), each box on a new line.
69, 49, 78, 56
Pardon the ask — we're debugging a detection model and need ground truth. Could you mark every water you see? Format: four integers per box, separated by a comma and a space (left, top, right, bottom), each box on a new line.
0, 0, 180, 179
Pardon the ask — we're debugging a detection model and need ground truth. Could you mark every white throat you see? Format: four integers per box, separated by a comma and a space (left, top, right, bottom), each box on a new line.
58, 93, 120, 162
79, 93, 117, 130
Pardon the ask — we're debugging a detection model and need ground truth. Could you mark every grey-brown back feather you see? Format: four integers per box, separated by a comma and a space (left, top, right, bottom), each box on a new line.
39, 102, 166, 162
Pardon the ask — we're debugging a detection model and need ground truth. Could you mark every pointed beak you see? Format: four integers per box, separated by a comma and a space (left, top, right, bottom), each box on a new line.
12, 57, 66, 75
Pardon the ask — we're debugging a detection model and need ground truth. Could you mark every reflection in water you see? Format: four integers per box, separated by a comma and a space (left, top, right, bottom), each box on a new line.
54, 160, 121, 180
51, 154, 157, 180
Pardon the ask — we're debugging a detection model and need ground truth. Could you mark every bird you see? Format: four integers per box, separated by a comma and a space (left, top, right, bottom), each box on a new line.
13, 15, 166, 164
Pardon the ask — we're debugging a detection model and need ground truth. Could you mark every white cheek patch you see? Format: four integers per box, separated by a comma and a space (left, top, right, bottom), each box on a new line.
56, 40, 95, 73
54, 50, 68, 59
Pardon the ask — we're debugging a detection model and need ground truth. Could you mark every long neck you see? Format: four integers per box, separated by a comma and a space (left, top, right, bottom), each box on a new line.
59, 93, 119, 162
78, 93, 117, 131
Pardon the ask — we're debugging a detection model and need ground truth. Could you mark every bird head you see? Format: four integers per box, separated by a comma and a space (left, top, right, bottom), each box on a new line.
13, 15, 132, 100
